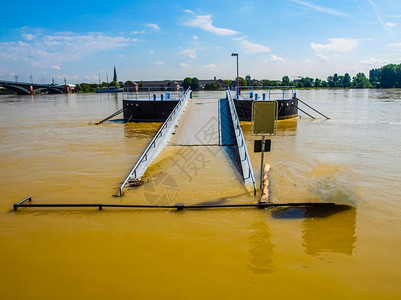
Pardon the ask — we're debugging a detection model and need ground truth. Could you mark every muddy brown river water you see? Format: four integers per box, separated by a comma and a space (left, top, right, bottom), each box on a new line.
1, 89, 400, 299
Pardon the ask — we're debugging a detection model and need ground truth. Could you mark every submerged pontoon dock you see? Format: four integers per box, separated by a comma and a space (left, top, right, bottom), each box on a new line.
119, 89, 257, 196
14, 87, 332, 211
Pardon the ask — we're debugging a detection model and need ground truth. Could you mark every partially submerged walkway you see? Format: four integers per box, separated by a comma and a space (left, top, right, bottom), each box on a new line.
138, 96, 248, 204
170, 97, 236, 146
119, 91, 256, 199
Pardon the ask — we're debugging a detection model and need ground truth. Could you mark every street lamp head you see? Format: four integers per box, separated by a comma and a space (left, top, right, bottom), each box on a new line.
231, 53, 238, 56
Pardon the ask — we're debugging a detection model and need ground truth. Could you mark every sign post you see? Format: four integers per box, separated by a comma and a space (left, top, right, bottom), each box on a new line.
252, 101, 277, 189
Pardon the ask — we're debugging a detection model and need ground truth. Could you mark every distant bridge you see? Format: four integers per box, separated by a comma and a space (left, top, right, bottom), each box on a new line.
0, 80, 73, 95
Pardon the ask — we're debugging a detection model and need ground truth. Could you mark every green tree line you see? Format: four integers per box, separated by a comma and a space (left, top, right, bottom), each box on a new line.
245, 73, 371, 89
369, 63, 401, 88
75, 80, 120, 93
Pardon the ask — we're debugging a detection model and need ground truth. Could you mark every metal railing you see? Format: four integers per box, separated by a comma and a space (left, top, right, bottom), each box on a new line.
119, 88, 191, 196
226, 89, 257, 195
123, 87, 184, 101
233, 86, 296, 100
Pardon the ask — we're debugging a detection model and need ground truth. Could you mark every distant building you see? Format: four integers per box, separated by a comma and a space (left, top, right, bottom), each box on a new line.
122, 78, 229, 90
198, 79, 226, 90
134, 80, 180, 90
124, 81, 138, 91
113, 66, 118, 83
124, 81, 138, 88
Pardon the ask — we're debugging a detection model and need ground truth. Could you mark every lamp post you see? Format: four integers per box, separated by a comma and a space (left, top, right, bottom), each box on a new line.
231, 53, 239, 98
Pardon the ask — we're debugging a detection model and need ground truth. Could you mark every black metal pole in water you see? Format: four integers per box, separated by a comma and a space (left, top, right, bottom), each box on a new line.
13, 196, 337, 212
292, 104, 315, 119
297, 98, 330, 119
13, 196, 32, 210
95, 108, 124, 125
260, 136, 265, 189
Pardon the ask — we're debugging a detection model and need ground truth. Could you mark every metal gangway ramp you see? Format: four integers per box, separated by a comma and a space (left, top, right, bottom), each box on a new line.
119, 89, 256, 196
119, 88, 191, 195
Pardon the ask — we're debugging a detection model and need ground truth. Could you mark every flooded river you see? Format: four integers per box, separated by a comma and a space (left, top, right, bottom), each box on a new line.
1, 89, 400, 299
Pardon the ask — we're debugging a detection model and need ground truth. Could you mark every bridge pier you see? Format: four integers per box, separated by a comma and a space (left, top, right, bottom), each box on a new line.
63, 84, 73, 94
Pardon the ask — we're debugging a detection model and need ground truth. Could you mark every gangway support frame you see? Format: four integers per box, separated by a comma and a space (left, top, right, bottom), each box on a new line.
119, 88, 191, 196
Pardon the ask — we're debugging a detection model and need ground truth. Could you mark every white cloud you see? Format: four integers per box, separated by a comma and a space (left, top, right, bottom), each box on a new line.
289, 0, 347, 17
267, 55, 285, 63
132, 23, 160, 34
147, 23, 160, 31
183, 13, 237, 36
204, 63, 217, 70
154, 60, 165, 65
360, 57, 389, 65
51, 65, 60, 70
388, 42, 401, 48
149, 50, 155, 54
385, 22, 397, 28
22, 33, 34, 40
193, 35, 198, 40
234, 37, 270, 54
184, 9, 194, 14
310, 38, 359, 52
118, 54, 124, 58
180, 63, 190, 68
182, 48, 197, 59
132, 30, 146, 35
45, 33, 134, 51
316, 53, 330, 62
0, 32, 137, 66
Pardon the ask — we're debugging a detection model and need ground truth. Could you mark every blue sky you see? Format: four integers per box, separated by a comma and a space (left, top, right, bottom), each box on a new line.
1, 0, 401, 84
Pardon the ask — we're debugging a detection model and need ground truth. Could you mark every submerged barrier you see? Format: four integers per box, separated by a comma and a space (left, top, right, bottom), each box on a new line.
13, 196, 337, 212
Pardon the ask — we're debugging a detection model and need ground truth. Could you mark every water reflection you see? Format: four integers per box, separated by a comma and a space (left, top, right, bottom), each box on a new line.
123, 122, 161, 139
112, 93, 120, 109
277, 118, 298, 135
271, 204, 352, 218
248, 221, 275, 274
373, 89, 401, 102
271, 205, 356, 256
302, 206, 356, 256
